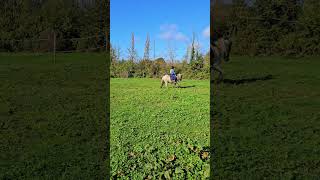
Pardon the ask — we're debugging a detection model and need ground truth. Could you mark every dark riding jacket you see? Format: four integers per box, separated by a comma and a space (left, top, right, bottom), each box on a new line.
170, 69, 177, 81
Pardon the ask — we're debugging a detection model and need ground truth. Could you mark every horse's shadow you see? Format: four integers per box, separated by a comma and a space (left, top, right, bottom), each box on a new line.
176, 85, 196, 89
217, 74, 274, 85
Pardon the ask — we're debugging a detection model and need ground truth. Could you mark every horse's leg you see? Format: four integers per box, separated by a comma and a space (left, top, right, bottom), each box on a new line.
218, 71, 223, 83
176, 80, 180, 87
213, 66, 223, 83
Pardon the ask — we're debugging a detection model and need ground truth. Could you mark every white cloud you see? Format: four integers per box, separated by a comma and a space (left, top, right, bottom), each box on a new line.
158, 24, 189, 42
202, 25, 210, 38
160, 24, 178, 31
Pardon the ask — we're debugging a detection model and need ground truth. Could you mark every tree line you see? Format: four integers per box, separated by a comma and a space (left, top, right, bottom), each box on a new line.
214, 0, 320, 56
0, 0, 107, 52
2, 0, 318, 79
110, 33, 210, 79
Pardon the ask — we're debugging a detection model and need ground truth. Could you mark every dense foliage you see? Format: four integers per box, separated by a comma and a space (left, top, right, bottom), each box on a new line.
110, 51, 210, 80
0, 0, 107, 52
214, 0, 320, 56
110, 31, 210, 79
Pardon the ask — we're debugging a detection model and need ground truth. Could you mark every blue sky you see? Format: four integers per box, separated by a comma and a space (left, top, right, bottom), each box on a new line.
111, 0, 209, 61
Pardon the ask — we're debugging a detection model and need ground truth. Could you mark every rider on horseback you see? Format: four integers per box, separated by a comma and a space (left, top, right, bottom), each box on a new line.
170, 66, 177, 82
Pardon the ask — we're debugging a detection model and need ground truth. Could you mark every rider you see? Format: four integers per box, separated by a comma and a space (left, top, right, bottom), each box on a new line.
170, 66, 177, 82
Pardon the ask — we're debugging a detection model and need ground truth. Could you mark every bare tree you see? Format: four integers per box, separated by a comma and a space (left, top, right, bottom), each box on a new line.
143, 33, 150, 61
167, 41, 176, 64
110, 44, 121, 62
190, 32, 196, 63
110, 43, 117, 62
117, 46, 121, 62
182, 33, 194, 63
183, 45, 190, 63
153, 39, 156, 60
127, 32, 137, 62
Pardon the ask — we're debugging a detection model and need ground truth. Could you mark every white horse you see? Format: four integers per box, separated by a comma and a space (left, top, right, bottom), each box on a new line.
160, 74, 182, 88
210, 25, 237, 82
212, 26, 236, 83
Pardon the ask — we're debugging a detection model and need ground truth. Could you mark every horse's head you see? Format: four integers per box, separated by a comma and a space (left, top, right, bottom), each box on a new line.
223, 25, 236, 62
214, 38, 232, 62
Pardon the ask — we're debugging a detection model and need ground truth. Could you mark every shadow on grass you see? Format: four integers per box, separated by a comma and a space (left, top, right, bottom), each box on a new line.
176, 85, 196, 89
220, 74, 274, 85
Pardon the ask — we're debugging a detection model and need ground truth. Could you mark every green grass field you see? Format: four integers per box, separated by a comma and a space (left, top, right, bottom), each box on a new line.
213, 56, 320, 178
0, 53, 107, 179
2, 53, 319, 179
111, 56, 320, 179
111, 78, 210, 179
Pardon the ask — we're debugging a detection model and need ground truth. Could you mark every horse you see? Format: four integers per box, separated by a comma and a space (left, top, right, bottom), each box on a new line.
160, 73, 182, 88
212, 25, 236, 83
212, 38, 232, 83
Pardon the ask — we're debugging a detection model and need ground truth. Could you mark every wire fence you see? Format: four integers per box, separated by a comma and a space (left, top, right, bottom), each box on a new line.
0, 35, 106, 51
0, 33, 108, 63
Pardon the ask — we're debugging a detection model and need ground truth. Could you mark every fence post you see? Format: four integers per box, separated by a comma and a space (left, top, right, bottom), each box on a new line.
53, 32, 56, 64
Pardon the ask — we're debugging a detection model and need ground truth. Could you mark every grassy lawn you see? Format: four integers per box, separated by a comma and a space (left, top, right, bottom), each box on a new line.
2, 53, 319, 179
0, 53, 107, 179
111, 78, 210, 179
212, 56, 320, 178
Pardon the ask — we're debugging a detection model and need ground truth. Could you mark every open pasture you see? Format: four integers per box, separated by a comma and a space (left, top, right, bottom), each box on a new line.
0, 53, 107, 179
111, 56, 320, 179
213, 56, 320, 178
111, 78, 210, 179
